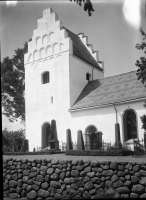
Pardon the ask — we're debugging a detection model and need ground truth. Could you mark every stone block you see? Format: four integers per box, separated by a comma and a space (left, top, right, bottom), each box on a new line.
112, 180, 124, 188
9, 180, 18, 188
38, 189, 49, 198
84, 181, 94, 190
64, 177, 76, 184
27, 190, 37, 199
71, 170, 79, 177
47, 168, 54, 175
50, 173, 58, 180
116, 186, 130, 194
41, 182, 49, 190
139, 177, 146, 185
124, 180, 132, 188
86, 172, 95, 178
140, 193, 146, 198
131, 176, 139, 184
130, 193, 139, 198
121, 194, 129, 198
36, 175, 44, 182
50, 181, 61, 188
84, 166, 91, 173
102, 170, 114, 176
132, 184, 145, 194
110, 162, 118, 170
9, 193, 18, 199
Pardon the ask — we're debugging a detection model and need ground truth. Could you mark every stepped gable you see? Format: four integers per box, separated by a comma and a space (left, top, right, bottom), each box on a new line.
70, 71, 146, 110
25, 7, 103, 71
24, 8, 69, 64
63, 27, 103, 71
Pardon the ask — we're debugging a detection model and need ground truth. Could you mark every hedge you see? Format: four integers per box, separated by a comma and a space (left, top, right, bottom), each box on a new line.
3, 151, 65, 155
3, 150, 135, 156
65, 150, 134, 156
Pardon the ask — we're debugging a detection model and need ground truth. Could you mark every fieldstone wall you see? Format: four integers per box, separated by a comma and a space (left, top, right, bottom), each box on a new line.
3, 159, 146, 199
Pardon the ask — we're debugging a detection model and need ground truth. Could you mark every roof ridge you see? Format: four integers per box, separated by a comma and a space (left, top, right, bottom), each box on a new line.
63, 26, 102, 70
63, 26, 78, 37
92, 70, 137, 81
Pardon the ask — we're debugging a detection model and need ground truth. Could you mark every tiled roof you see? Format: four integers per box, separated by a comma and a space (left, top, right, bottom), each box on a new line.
70, 71, 146, 110
64, 27, 102, 71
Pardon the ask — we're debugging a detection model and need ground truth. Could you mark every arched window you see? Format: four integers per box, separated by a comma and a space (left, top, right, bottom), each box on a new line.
123, 109, 138, 142
42, 71, 49, 84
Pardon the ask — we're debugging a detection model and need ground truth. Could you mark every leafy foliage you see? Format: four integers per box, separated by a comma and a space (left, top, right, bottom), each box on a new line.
4, 150, 64, 155
135, 28, 146, 87
2, 128, 25, 152
1, 42, 28, 123
140, 115, 146, 131
70, 0, 94, 16
135, 28, 146, 132
65, 149, 124, 156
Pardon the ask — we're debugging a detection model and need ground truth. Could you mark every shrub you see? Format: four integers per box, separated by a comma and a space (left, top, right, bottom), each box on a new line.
2, 128, 25, 152
3, 150, 65, 156
140, 114, 146, 131
65, 150, 123, 156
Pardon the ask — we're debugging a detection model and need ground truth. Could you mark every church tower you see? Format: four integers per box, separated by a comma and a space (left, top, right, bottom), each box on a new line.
24, 8, 104, 151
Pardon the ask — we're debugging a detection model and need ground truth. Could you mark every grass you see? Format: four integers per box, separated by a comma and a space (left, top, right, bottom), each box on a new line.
3, 153, 146, 163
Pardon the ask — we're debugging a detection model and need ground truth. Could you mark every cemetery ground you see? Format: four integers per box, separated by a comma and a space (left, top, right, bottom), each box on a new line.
3, 153, 146, 163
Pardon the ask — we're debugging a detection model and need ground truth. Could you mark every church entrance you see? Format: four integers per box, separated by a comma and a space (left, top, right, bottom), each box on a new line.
85, 125, 98, 150
123, 109, 138, 142
41, 123, 51, 149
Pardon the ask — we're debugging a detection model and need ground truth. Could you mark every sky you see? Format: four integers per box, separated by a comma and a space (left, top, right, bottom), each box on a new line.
1, 0, 146, 131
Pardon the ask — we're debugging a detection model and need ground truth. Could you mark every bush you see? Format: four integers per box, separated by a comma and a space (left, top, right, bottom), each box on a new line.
3, 150, 65, 156
2, 128, 25, 152
140, 114, 146, 131
65, 149, 123, 156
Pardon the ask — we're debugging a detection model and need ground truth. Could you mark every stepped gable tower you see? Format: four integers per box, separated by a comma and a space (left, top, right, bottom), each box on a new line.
24, 8, 104, 150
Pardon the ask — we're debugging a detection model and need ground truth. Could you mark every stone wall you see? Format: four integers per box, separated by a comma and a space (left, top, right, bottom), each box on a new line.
3, 159, 146, 199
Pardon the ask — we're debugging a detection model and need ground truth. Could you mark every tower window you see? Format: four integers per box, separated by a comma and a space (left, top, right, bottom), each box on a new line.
42, 71, 49, 84
86, 73, 91, 81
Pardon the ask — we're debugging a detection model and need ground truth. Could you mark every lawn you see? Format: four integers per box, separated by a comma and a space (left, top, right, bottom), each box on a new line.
3, 153, 146, 163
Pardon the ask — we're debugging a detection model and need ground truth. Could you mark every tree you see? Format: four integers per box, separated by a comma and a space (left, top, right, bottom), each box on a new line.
135, 28, 146, 87
70, 0, 94, 16
2, 128, 25, 152
135, 28, 146, 132
1, 42, 28, 123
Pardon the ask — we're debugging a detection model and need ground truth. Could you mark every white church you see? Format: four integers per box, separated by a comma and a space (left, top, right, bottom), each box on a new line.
24, 8, 146, 151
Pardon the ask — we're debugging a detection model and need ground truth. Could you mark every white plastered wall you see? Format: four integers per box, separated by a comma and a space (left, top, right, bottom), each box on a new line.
24, 8, 74, 151
69, 100, 146, 145
69, 55, 104, 107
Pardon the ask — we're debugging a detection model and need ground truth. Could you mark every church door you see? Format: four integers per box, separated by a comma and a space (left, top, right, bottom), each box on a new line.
41, 123, 51, 149
123, 110, 138, 142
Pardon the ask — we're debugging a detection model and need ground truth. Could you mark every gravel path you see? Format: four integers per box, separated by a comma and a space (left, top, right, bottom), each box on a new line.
3, 154, 146, 163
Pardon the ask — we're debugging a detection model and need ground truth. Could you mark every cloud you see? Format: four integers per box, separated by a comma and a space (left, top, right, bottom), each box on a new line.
6, 1, 18, 6
123, 0, 141, 29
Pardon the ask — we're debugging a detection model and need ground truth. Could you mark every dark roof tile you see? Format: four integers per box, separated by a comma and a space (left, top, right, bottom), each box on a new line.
64, 27, 102, 70
70, 71, 146, 110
